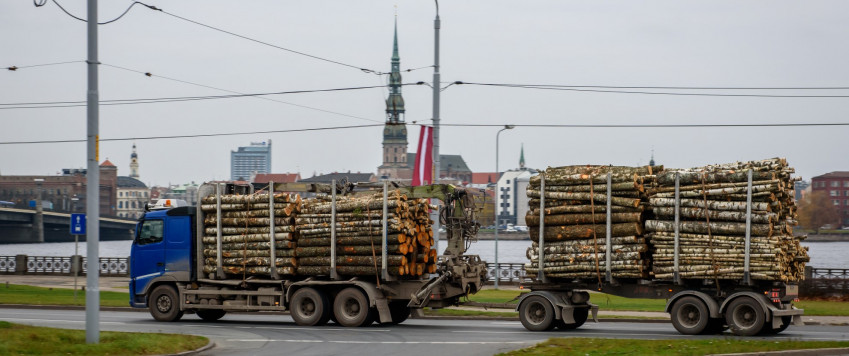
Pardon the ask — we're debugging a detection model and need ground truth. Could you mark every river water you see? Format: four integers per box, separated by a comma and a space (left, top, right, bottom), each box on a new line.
0, 239, 846, 269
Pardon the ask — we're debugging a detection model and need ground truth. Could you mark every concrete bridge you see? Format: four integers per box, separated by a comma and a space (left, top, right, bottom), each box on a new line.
0, 207, 136, 243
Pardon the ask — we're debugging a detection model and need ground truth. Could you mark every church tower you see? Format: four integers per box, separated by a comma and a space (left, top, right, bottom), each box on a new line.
378, 18, 411, 180
519, 144, 526, 169
129, 143, 140, 179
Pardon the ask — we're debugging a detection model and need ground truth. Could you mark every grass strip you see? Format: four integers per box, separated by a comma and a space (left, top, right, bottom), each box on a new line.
0, 284, 129, 307
497, 337, 849, 356
0, 321, 207, 355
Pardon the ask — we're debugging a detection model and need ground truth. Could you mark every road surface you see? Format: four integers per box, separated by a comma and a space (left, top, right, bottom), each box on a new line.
1, 308, 848, 356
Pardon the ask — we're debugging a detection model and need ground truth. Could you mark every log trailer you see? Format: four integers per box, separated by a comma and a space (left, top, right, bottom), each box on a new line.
129, 181, 487, 326
516, 171, 804, 336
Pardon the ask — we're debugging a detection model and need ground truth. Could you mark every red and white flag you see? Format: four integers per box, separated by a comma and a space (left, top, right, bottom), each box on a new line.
412, 126, 433, 186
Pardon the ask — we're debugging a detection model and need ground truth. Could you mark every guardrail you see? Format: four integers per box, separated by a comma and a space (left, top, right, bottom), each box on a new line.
0, 255, 129, 276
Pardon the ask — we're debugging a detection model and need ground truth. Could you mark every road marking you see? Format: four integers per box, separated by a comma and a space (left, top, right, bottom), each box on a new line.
454, 330, 529, 334
2, 318, 125, 325
227, 339, 544, 345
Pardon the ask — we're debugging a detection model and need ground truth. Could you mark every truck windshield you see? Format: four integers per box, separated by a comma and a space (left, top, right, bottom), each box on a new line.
135, 220, 164, 245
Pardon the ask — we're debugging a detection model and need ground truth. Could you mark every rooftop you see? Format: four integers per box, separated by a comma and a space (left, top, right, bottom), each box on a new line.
117, 176, 147, 189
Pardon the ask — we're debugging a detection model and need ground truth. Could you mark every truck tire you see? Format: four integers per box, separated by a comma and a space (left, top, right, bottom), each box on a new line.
670, 296, 709, 335
519, 295, 555, 331
196, 309, 226, 322
725, 297, 765, 336
761, 316, 791, 335
290, 287, 330, 326
385, 302, 410, 325
556, 307, 588, 330
333, 287, 374, 327
149, 285, 183, 322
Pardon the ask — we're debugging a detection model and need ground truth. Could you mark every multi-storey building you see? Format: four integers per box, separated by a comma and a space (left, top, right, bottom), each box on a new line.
231, 141, 272, 181
0, 160, 118, 216
811, 171, 849, 227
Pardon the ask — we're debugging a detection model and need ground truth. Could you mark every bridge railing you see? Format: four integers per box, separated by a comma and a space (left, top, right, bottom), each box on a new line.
0, 255, 129, 276
800, 267, 849, 297
485, 263, 533, 285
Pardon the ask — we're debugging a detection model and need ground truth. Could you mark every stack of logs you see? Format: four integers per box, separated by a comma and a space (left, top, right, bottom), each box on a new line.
200, 190, 437, 279
647, 158, 809, 282
296, 190, 437, 278
200, 192, 302, 276
524, 165, 661, 280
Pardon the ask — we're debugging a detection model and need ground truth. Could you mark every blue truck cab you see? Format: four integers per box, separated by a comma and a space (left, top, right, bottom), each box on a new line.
129, 203, 195, 308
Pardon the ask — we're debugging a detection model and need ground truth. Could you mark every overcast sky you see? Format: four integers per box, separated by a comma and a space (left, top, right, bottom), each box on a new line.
2, 1, 847, 187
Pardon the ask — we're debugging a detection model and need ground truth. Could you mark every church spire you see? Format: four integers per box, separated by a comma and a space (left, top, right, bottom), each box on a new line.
129, 143, 140, 179
519, 144, 526, 169
649, 148, 655, 166
385, 17, 405, 123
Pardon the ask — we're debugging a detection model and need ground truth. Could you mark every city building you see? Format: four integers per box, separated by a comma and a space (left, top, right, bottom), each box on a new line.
0, 160, 118, 216
116, 176, 149, 219
377, 19, 412, 181
252, 173, 301, 191
469, 172, 498, 189
811, 171, 849, 226
300, 172, 376, 185
495, 170, 534, 227
231, 141, 272, 181
164, 182, 201, 206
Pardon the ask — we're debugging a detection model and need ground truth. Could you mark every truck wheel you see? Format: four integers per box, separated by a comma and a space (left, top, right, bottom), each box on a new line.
519, 295, 555, 331
670, 296, 709, 335
556, 307, 588, 330
149, 285, 183, 322
290, 287, 330, 326
333, 287, 374, 327
725, 297, 765, 336
196, 309, 226, 322
761, 316, 791, 335
386, 302, 410, 325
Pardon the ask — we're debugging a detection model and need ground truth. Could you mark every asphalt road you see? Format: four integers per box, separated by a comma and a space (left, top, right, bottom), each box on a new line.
2, 308, 849, 356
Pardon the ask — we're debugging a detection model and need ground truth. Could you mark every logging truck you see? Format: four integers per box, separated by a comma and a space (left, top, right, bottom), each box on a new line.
129, 181, 487, 326
516, 162, 805, 336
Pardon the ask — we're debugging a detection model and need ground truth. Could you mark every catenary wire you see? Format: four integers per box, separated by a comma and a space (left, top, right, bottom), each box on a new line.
34, 0, 155, 25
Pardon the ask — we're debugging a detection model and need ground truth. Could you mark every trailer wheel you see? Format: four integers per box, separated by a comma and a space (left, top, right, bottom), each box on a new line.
519, 296, 555, 331
196, 309, 226, 322
385, 302, 410, 325
290, 287, 330, 326
725, 297, 765, 336
149, 285, 183, 322
556, 307, 588, 330
670, 296, 709, 335
761, 316, 791, 335
333, 287, 375, 327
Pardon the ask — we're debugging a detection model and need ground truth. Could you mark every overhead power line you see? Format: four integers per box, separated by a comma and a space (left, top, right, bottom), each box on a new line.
101, 63, 383, 123
0, 124, 383, 145
441, 122, 849, 128
459, 82, 849, 98
0, 83, 409, 110
6, 60, 84, 71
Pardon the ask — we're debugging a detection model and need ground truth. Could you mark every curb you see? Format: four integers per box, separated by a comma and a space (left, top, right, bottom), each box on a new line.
707, 347, 849, 356
166, 340, 215, 356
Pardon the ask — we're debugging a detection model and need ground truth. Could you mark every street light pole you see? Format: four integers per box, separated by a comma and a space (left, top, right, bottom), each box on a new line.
85, 0, 101, 344
494, 125, 514, 289
431, 0, 442, 255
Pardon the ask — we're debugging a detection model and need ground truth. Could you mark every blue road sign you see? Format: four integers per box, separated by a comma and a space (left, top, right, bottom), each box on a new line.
70, 213, 86, 235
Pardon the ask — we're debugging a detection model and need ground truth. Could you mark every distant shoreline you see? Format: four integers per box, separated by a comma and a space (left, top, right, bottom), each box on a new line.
803, 234, 849, 242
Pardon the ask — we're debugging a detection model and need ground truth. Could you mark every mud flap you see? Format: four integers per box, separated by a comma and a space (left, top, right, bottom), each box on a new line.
375, 298, 392, 324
